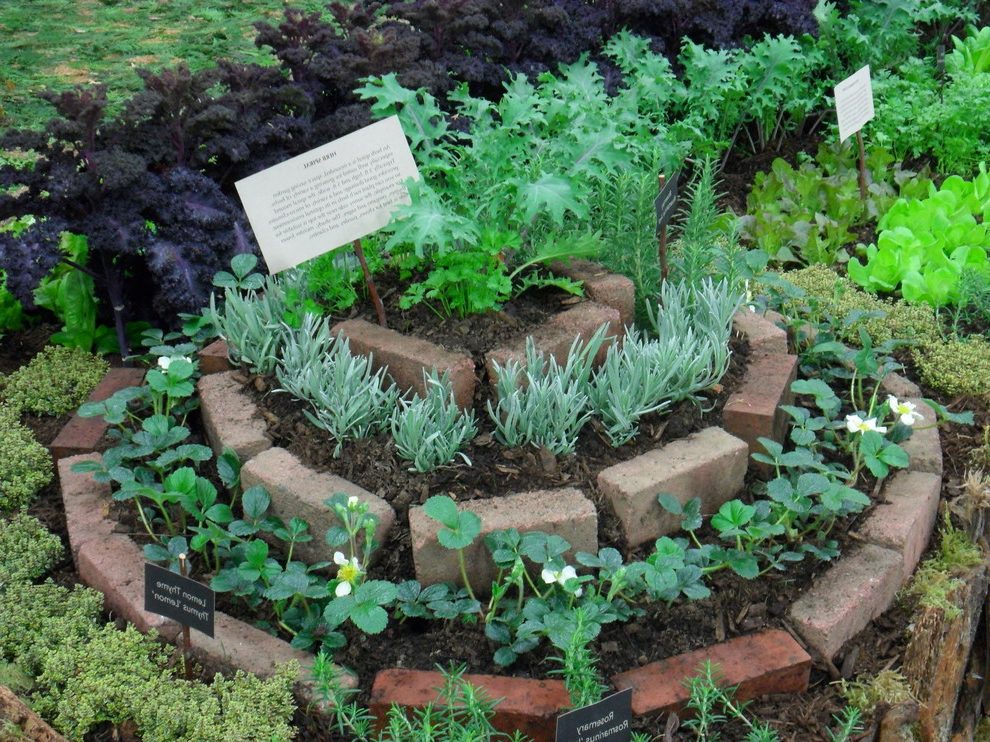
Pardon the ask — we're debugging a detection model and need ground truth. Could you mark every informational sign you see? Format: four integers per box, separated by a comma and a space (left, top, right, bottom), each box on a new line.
834, 65, 874, 143
654, 171, 679, 231
144, 563, 215, 637
235, 115, 420, 273
556, 688, 633, 742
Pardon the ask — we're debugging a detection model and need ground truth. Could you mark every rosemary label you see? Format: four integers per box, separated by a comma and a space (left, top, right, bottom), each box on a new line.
556, 687, 632, 742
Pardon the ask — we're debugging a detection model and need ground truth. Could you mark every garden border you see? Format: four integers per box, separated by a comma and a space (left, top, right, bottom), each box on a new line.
53, 307, 945, 740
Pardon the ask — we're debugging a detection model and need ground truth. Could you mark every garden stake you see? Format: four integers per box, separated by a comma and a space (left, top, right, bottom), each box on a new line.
353, 238, 387, 328
179, 553, 192, 679
657, 173, 669, 282
855, 130, 868, 201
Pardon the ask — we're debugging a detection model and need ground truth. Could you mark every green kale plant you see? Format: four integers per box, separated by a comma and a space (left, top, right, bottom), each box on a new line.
1, 344, 107, 416
0, 404, 53, 511
0, 512, 64, 585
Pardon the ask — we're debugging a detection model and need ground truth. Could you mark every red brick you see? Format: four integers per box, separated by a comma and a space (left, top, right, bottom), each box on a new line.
611, 630, 811, 716
732, 309, 788, 356
370, 669, 570, 742
789, 543, 902, 659
333, 319, 476, 409
880, 372, 922, 400
408, 488, 597, 589
723, 352, 798, 477
57, 453, 115, 558
899, 398, 942, 476
76, 535, 181, 641
859, 471, 942, 582
549, 259, 636, 329
198, 338, 232, 375
50, 367, 147, 460
0, 684, 69, 742
485, 302, 620, 386
197, 371, 272, 460
241, 447, 395, 564
597, 427, 748, 547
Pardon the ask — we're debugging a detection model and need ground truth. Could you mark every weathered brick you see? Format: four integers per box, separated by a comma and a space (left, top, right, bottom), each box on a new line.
723, 352, 798, 477
409, 488, 597, 589
859, 471, 942, 582
76, 535, 181, 641
899, 398, 942, 476
0, 684, 69, 742
370, 669, 569, 742
732, 309, 788, 355
597, 427, 748, 547
57, 453, 115, 558
880, 372, 922, 400
789, 543, 903, 659
241, 447, 394, 564
485, 302, 620, 386
549, 259, 636, 328
332, 319, 476, 409
50, 367, 147, 460
197, 338, 233, 375
611, 630, 811, 716
197, 371, 272, 460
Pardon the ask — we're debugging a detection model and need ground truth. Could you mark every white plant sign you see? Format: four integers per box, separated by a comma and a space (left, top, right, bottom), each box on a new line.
235, 115, 420, 273
834, 65, 874, 143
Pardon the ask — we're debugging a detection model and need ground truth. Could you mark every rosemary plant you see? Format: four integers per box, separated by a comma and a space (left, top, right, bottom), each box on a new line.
391, 371, 478, 472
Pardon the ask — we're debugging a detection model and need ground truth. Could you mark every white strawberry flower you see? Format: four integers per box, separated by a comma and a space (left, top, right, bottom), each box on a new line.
157, 355, 192, 371
887, 395, 924, 426
333, 551, 363, 597
541, 564, 583, 597
347, 495, 360, 509
845, 414, 887, 435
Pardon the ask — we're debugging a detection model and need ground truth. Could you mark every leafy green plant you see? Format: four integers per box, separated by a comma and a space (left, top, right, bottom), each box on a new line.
0, 512, 64, 585
848, 168, 990, 306
306, 242, 384, 314
0, 404, 53, 511
948, 25, 990, 74
390, 371, 477, 472
0, 345, 107, 416
422, 495, 483, 603
682, 661, 779, 741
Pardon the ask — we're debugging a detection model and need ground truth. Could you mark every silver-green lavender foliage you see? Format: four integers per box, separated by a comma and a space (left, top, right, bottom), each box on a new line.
208, 270, 305, 375
275, 334, 400, 457
390, 371, 477, 472
272, 314, 336, 401
487, 326, 608, 455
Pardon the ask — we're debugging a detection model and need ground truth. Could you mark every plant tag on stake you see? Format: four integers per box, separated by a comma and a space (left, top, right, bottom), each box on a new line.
654, 171, 679, 231
235, 115, 420, 273
834, 65, 874, 143
144, 562, 215, 637
556, 688, 632, 742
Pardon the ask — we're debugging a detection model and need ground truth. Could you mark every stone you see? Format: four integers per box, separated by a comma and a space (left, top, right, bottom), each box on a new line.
197, 371, 272, 460
732, 309, 788, 355
611, 630, 811, 715
197, 338, 232, 375
408, 488, 597, 589
789, 543, 903, 659
50, 367, 147, 459
859, 471, 942, 582
241, 447, 395, 563
370, 669, 569, 742
597, 427, 748, 547
332, 319, 476, 409
58, 453, 115, 558
549, 259, 636, 329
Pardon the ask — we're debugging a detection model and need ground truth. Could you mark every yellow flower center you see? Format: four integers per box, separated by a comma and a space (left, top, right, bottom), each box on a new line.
338, 562, 361, 584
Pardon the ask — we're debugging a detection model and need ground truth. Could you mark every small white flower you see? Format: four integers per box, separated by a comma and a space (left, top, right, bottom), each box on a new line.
541, 564, 582, 596
335, 581, 352, 597
887, 395, 924, 426
541, 567, 557, 585
347, 495, 360, 509
157, 356, 171, 370
845, 414, 887, 435
333, 551, 362, 596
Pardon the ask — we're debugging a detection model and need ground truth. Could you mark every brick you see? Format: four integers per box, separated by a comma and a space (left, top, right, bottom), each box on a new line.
50, 367, 147, 459
880, 372, 922, 400
789, 543, 903, 659
197, 371, 272, 460
0, 684, 69, 742
198, 338, 232, 375
241, 447, 395, 564
370, 669, 569, 742
732, 309, 788, 355
332, 319, 476, 410
859, 471, 942, 582
597, 427, 748, 547
58, 454, 115, 558
76, 535, 181, 641
549, 259, 636, 328
611, 630, 811, 716
409, 488, 597, 588
723, 352, 798, 477
899, 398, 942, 476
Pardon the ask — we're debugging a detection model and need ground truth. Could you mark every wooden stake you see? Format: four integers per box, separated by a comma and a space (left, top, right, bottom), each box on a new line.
178, 553, 192, 679
353, 238, 387, 328
855, 130, 868, 201
658, 173, 669, 282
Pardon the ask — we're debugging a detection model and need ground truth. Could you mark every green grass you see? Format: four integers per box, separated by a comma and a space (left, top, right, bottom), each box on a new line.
0, 0, 329, 131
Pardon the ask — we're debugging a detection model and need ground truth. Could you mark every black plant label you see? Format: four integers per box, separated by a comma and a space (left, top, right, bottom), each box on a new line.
654, 171, 680, 231
556, 687, 632, 742
144, 563, 215, 637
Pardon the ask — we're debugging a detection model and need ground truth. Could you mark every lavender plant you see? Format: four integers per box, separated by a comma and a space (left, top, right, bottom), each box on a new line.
390, 371, 477, 472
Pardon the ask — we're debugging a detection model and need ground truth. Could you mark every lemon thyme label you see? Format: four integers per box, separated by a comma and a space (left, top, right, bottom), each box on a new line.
556, 688, 632, 742
144, 563, 215, 637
